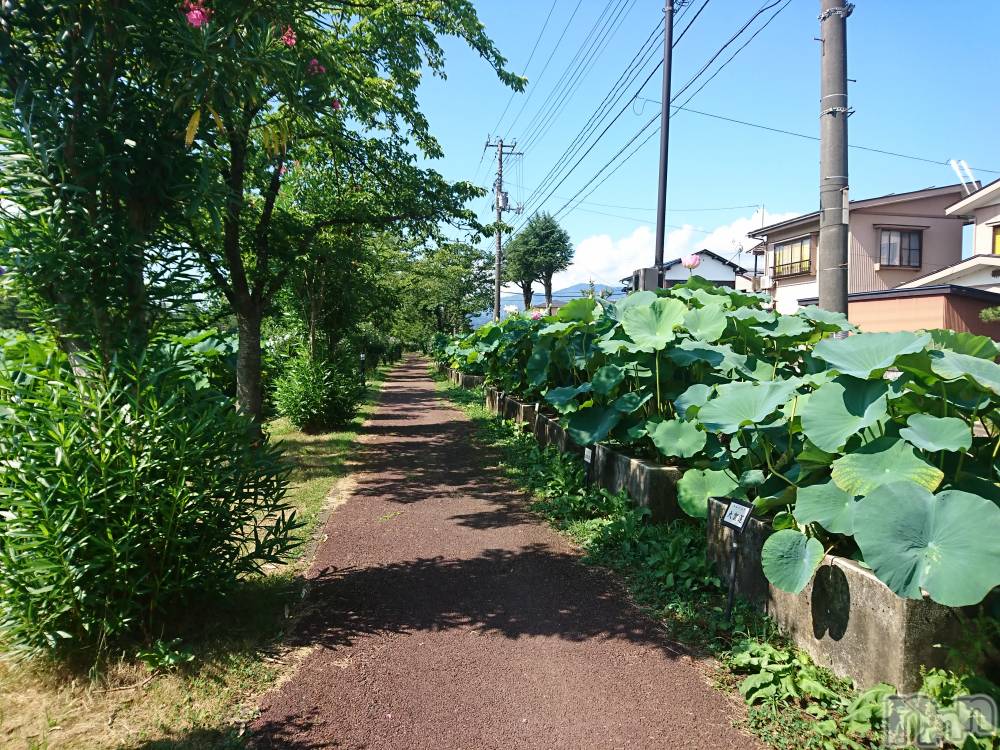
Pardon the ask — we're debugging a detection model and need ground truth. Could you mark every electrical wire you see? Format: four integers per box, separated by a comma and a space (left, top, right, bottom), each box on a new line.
490, 0, 560, 136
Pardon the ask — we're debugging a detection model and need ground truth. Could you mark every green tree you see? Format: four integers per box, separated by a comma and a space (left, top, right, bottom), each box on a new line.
518, 213, 574, 307
502, 231, 540, 310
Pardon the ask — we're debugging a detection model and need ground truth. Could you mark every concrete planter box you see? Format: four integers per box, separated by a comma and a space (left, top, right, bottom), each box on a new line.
485, 386, 504, 415
591, 444, 682, 523
454, 372, 484, 389
707, 498, 958, 692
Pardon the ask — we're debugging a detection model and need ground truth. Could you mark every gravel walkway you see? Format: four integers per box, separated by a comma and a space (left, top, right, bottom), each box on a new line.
251, 356, 759, 749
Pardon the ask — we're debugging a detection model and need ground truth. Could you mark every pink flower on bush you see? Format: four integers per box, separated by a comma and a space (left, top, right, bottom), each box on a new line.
281, 26, 297, 46
530, 310, 543, 320
279, 164, 289, 176
183, 0, 212, 28
331, 98, 343, 110
681, 253, 702, 270
308, 58, 326, 75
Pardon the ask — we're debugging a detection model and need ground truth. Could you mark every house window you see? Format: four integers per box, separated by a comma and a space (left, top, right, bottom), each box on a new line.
993, 226, 1000, 255
773, 237, 811, 277
879, 229, 922, 267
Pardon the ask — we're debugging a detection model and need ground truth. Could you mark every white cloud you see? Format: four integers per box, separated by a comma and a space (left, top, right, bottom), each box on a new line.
550, 208, 799, 290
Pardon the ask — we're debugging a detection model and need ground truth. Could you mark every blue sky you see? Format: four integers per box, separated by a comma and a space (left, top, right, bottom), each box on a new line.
415, 0, 1000, 291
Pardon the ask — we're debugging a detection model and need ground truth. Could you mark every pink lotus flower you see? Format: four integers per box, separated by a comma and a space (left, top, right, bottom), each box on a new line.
281, 25, 297, 46
681, 253, 702, 270
308, 58, 326, 75
183, 0, 211, 27
279, 164, 289, 176
530, 310, 543, 320
331, 98, 343, 110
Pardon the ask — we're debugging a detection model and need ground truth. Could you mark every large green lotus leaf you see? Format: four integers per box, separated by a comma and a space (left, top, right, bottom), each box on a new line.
830, 437, 944, 496
620, 297, 687, 352
567, 406, 623, 446
728, 307, 777, 325
648, 419, 707, 458
613, 391, 651, 414
557, 297, 596, 323
752, 315, 812, 339
798, 306, 853, 331
591, 364, 625, 396
538, 321, 577, 336
526, 340, 552, 388
899, 413, 972, 453
929, 349, 1000, 396
762, 530, 825, 594
683, 304, 728, 342
544, 383, 592, 414
794, 480, 858, 535
928, 329, 1000, 359
696, 379, 799, 433
675, 383, 712, 419
814, 331, 931, 378
854, 482, 1000, 606
610, 290, 657, 320
676, 468, 739, 518
801, 376, 888, 452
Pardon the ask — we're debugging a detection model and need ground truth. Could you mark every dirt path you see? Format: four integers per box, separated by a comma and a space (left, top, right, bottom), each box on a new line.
251, 356, 759, 750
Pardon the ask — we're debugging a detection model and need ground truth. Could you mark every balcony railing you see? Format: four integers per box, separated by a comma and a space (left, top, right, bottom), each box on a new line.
773, 259, 812, 277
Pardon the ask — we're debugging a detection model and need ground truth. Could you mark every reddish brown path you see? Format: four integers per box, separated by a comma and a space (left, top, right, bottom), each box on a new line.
251, 356, 758, 750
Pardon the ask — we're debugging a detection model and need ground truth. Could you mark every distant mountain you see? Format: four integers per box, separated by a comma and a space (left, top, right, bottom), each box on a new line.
469, 282, 626, 328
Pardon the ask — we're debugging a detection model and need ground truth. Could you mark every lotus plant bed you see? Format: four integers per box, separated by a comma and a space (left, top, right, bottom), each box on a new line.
434, 276, 1000, 688
707, 498, 959, 691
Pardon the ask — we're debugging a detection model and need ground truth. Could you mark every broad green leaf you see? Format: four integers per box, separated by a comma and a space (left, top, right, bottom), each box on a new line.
752, 316, 812, 339
591, 364, 625, 396
798, 306, 853, 331
899, 413, 972, 453
813, 331, 931, 379
854, 482, 1000, 606
620, 297, 687, 352
830, 438, 944, 496
613, 391, 651, 414
557, 297, 596, 323
928, 329, 999, 359
801, 376, 888, 452
696, 380, 799, 433
683, 304, 727, 342
676, 468, 738, 518
610, 290, 657, 320
929, 349, 1000, 396
794, 480, 858, 535
567, 406, 622, 446
761, 529, 825, 594
544, 383, 591, 414
675, 383, 712, 418
666, 339, 746, 372
648, 419, 706, 458
525, 341, 551, 388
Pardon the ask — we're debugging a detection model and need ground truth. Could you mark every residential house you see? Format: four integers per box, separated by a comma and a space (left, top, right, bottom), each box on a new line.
945, 177, 1000, 255
749, 184, 968, 313
624, 249, 749, 293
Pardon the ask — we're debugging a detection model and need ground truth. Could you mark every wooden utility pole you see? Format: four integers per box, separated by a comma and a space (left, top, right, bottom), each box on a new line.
653, 0, 676, 267
817, 0, 852, 312
486, 137, 522, 321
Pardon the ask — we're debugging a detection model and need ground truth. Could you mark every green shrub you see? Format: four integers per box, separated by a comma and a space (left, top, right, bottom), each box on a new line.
0, 333, 297, 658
274, 352, 364, 431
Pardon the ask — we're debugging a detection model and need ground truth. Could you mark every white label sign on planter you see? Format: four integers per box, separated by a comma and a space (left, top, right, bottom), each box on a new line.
721, 499, 753, 533
583, 448, 593, 464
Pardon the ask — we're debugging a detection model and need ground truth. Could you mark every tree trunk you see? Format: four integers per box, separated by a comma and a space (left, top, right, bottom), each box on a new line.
236, 306, 264, 425
521, 284, 533, 311
544, 275, 553, 307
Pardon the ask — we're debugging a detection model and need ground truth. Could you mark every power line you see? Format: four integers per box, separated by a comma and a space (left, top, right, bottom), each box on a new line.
519, 0, 634, 151
637, 100, 1000, 175
504, 0, 586, 136
490, 0, 560, 136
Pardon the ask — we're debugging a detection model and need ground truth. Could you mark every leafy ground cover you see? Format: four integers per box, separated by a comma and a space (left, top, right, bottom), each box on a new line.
436, 376, 999, 750
0, 371, 386, 750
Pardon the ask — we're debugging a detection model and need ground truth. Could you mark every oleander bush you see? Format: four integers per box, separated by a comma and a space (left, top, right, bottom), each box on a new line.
274, 351, 365, 431
437, 277, 1000, 607
0, 332, 297, 658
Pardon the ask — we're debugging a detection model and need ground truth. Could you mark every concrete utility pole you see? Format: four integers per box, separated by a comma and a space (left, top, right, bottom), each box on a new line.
486, 137, 522, 321
817, 0, 852, 313
653, 0, 675, 267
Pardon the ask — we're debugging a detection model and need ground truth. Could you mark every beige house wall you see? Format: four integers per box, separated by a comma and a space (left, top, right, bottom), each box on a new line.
972, 204, 1000, 254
